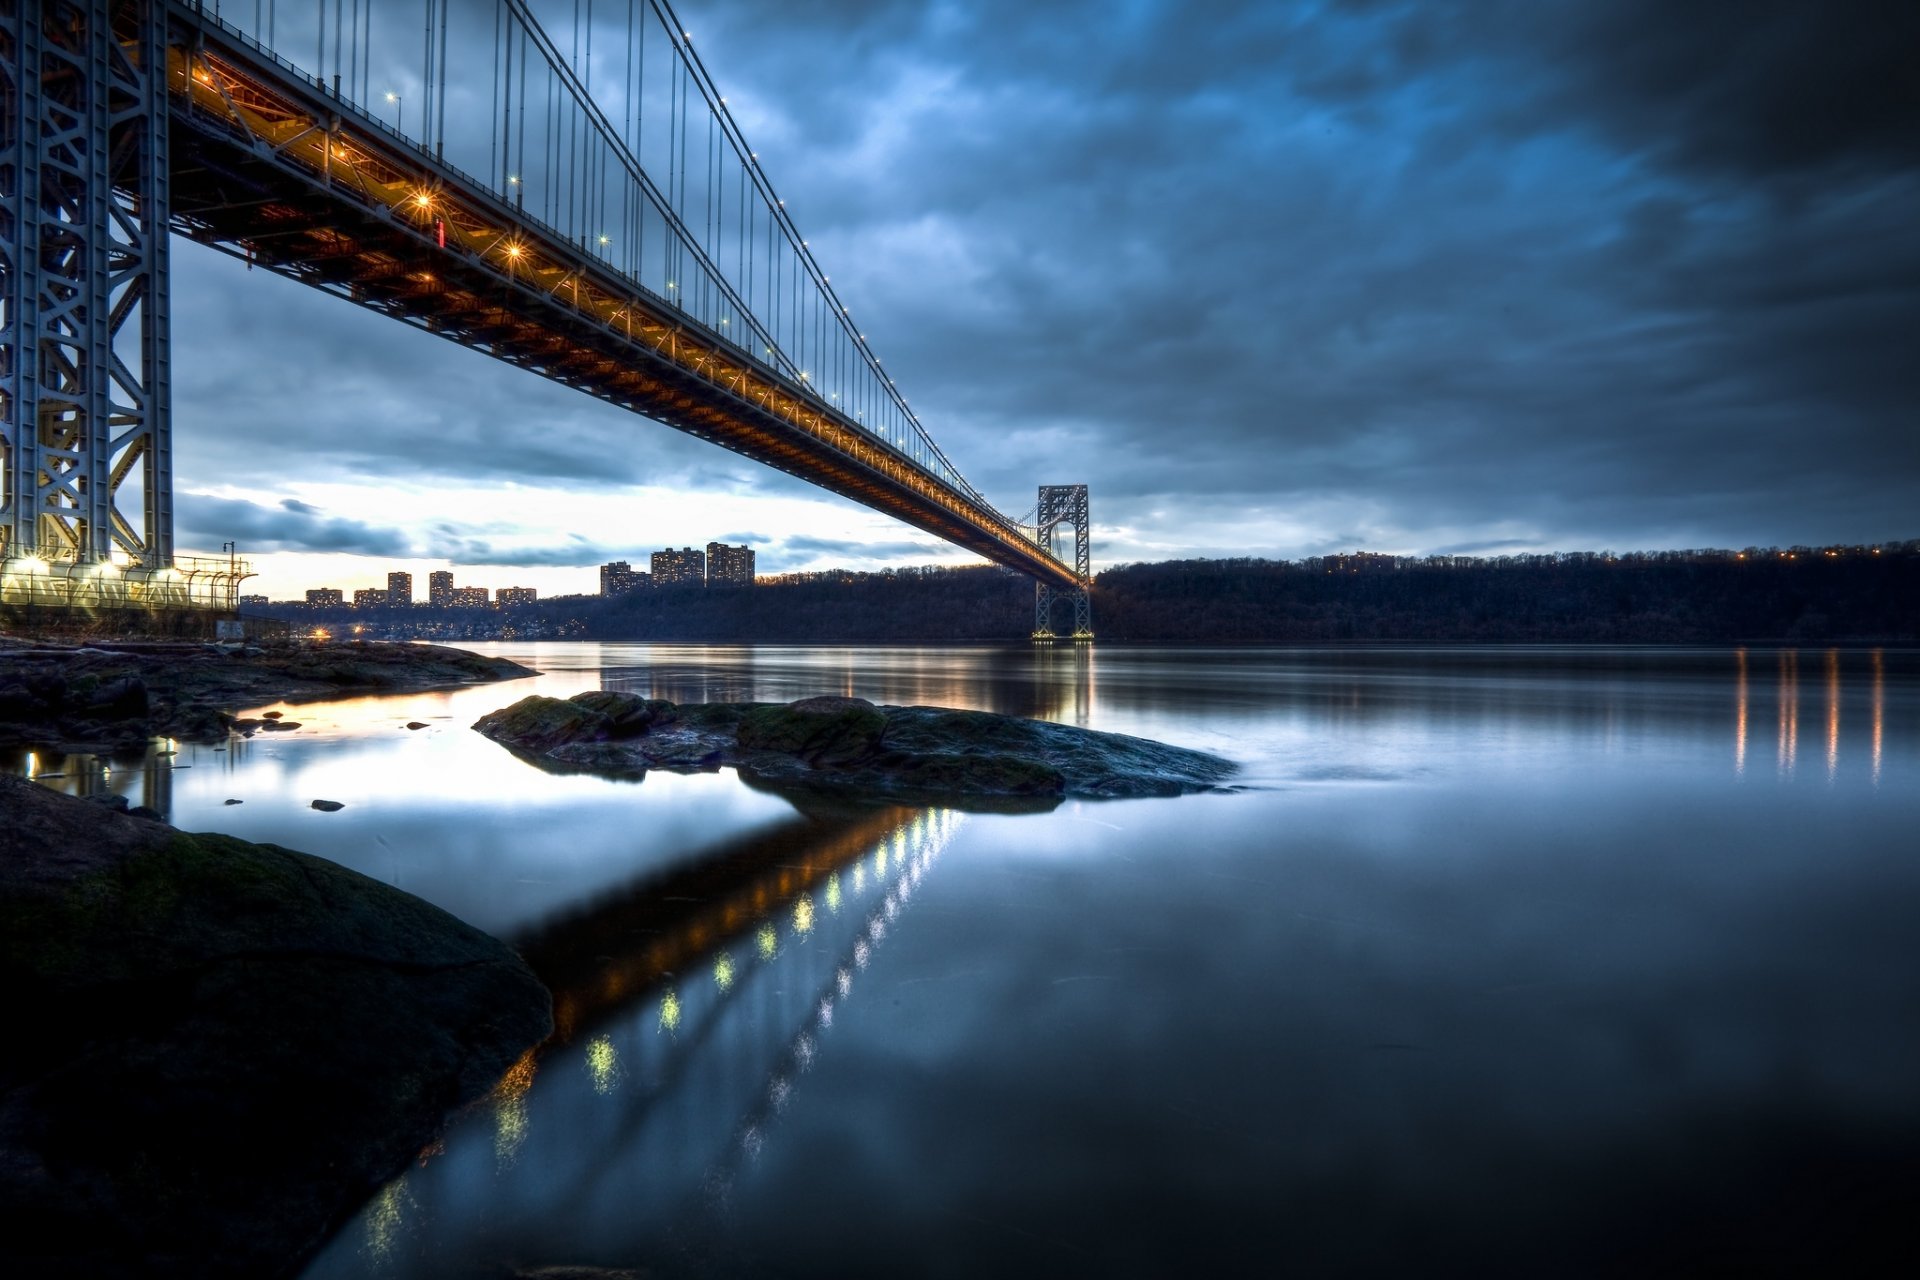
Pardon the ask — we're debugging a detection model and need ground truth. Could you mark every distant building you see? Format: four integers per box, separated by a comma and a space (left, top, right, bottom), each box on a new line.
306, 588, 344, 606
651, 546, 705, 587
428, 570, 454, 607
387, 571, 413, 605
706, 542, 755, 587
497, 586, 538, 607
599, 560, 648, 596
238, 594, 269, 607
352, 588, 388, 607
449, 585, 490, 607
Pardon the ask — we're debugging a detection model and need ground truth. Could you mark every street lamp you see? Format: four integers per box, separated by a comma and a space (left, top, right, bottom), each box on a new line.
385, 91, 402, 132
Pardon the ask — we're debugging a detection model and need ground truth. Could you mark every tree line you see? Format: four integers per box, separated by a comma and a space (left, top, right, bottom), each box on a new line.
258, 542, 1919, 643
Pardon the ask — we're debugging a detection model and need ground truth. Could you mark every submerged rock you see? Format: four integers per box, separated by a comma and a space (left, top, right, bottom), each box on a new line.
472, 691, 1233, 803
0, 775, 552, 1278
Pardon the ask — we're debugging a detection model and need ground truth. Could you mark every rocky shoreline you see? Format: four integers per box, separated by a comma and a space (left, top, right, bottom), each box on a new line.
0, 775, 553, 1278
475, 690, 1236, 803
0, 638, 534, 755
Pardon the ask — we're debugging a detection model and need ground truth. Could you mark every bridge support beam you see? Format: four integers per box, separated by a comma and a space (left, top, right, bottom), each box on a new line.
1031, 483, 1092, 642
2, 0, 173, 572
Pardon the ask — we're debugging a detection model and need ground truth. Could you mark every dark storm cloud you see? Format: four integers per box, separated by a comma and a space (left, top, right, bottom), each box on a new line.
176, 495, 626, 567
1536, 0, 1920, 181
177, 494, 413, 557
175, 0, 1919, 566
684, 0, 1919, 549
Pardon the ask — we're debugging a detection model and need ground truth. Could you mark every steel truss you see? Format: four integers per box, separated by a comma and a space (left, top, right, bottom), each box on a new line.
2, 0, 172, 570
1032, 483, 1092, 640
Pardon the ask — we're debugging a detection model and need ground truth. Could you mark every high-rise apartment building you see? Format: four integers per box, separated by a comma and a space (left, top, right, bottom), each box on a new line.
497, 586, 538, 607
387, 571, 413, 605
306, 588, 344, 606
651, 546, 705, 587
428, 570, 454, 607
352, 588, 388, 607
449, 586, 490, 607
599, 560, 649, 596
706, 542, 755, 587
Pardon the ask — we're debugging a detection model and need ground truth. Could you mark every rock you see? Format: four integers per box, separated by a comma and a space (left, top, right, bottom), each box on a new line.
0, 775, 551, 1278
85, 793, 132, 812
261, 710, 283, 720
736, 696, 887, 765
0, 640, 534, 754
472, 692, 1234, 804
404, 721, 429, 730
223, 798, 243, 806
78, 675, 148, 718
127, 805, 165, 822
309, 799, 345, 812
259, 720, 301, 732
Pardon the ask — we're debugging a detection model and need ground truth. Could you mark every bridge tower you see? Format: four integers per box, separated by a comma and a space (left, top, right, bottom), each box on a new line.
1031, 484, 1093, 642
1, 0, 173, 571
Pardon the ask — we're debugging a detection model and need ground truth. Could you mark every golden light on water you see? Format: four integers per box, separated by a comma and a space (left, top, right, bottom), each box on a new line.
1734, 649, 1748, 776
826, 872, 842, 914
1872, 648, 1884, 785
586, 1035, 619, 1094
364, 1179, 413, 1260
1825, 649, 1841, 781
659, 989, 682, 1033
489, 1048, 538, 1168
757, 922, 778, 959
494, 1094, 530, 1168
793, 895, 815, 935
1777, 650, 1799, 775
714, 952, 736, 991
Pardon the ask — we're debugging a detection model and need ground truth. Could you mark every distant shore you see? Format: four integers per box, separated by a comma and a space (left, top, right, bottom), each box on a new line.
244, 542, 1920, 646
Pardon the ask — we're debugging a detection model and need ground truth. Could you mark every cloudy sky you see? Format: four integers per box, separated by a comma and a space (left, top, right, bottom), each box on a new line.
173, 0, 1918, 599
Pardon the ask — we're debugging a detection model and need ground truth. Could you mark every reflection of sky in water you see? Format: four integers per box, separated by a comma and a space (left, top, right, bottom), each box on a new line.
6, 644, 1916, 1274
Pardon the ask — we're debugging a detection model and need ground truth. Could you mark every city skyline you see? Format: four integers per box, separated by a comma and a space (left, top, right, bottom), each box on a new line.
271, 541, 759, 603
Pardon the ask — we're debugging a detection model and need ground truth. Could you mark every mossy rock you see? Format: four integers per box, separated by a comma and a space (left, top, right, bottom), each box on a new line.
564, 689, 660, 738
472, 693, 607, 752
0, 776, 552, 1278
737, 696, 886, 764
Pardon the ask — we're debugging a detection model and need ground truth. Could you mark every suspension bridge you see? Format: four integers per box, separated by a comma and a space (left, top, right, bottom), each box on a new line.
0, 0, 1094, 637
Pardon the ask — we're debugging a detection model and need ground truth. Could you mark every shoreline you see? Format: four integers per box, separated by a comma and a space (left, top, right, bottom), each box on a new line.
0, 637, 535, 756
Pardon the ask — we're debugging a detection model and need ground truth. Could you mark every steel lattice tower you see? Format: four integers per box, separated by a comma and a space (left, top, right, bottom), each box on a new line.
1031, 483, 1092, 641
1, 0, 172, 569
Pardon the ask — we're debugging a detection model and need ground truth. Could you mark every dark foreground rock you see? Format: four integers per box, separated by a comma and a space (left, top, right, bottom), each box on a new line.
0, 775, 552, 1279
473, 691, 1234, 802
0, 637, 534, 754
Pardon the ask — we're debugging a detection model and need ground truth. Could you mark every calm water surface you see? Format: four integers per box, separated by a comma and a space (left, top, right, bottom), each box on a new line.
16, 644, 1920, 1274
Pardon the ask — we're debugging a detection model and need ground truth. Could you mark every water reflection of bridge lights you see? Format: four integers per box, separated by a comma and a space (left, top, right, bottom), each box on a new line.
343, 804, 971, 1268
714, 809, 961, 1186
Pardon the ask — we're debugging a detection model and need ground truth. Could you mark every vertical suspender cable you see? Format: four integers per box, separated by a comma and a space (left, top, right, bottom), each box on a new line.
436, 0, 449, 158
491, 0, 502, 190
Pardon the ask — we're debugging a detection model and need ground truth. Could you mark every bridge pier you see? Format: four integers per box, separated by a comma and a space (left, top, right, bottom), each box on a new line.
2, 0, 174, 579
1031, 484, 1093, 642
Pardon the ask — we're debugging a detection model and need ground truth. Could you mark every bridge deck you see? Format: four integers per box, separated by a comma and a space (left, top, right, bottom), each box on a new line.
158, 8, 1079, 589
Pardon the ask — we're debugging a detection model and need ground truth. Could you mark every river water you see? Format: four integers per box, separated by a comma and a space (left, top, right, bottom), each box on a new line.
12, 644, 1920, 1274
